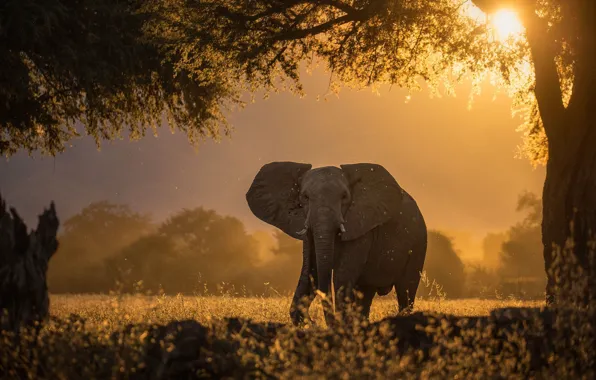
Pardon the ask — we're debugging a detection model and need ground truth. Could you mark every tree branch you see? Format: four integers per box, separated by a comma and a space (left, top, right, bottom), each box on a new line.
523, 11, 566, 143
310, 0, 358, 16
275, 13, 355, 41
216, 2, 300, 24
216, 0, 357, 25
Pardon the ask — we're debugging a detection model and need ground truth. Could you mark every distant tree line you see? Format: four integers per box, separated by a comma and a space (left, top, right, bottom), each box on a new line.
48, 203, 304, 296
48, 192, 545, 299
46, 201, 464, 298
468, 191, 546, 299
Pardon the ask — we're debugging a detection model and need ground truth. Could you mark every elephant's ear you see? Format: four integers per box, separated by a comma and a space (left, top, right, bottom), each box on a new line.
340, 163, 404, 241
246, 162, 312, 240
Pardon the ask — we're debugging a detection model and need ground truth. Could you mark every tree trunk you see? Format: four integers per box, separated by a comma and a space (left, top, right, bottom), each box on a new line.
0, 194, 59, 333
522, 5, 596, 305
542, 110, 596, 305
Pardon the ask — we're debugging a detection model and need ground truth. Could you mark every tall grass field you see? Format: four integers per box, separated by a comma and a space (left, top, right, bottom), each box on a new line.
10, 291, 593, 379
50, 293, 543, 330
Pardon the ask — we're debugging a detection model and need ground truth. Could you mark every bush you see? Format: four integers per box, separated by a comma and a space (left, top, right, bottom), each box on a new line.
423, 231, 466, 299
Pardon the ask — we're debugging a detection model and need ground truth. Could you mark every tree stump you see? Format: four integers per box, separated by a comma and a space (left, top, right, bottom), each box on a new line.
0, 194, 59, 333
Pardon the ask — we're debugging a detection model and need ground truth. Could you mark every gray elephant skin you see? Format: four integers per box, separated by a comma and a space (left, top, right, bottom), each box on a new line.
246, 162, 427, 327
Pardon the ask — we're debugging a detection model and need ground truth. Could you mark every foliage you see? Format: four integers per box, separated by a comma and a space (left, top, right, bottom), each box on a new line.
424, 230, 466, 299
107, 207, 264, 295
0, 0, 244, 156
148, 0, 541, 156
498, 191, 546, 298
50, 203, 475, 298
1, 292, 593, 378
464, 264, 501, 299
48, 202, 154, 293
482, 231, 508, 269
255, 230, 302, 294
2, 0, 588, 167
0, 0, 543, 157
466, 191, 546, 299
149, 0, 596, 168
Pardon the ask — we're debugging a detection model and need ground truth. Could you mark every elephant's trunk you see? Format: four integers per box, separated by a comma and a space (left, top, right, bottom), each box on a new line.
311, 208, 337, 298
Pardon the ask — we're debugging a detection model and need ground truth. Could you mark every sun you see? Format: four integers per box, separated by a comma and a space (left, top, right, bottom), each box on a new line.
491, 9, 524, 41
463, 4, 525, 43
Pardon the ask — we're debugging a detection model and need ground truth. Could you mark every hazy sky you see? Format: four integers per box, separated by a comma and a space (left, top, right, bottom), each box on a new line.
0, 69, 545, 247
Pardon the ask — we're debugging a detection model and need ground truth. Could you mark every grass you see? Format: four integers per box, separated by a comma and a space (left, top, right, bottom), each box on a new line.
1, 290, 592, 378
50, 293, 544, 331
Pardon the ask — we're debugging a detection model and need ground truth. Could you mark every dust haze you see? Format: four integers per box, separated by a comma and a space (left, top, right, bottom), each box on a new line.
46, 190, 545, 298
1, 69, 546, 297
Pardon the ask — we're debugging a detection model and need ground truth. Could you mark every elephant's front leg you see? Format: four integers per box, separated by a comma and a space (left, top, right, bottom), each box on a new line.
332, 272, 354, 322
333, 269, 363, 325
333, 238, 371, 324
290, 237, 317, 326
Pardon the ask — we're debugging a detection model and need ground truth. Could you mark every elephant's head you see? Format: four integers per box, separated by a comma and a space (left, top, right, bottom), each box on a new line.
246, 162, 404, 298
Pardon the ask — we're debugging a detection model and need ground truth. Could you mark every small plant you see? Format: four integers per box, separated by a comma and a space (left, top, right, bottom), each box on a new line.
419, 270, 448, 302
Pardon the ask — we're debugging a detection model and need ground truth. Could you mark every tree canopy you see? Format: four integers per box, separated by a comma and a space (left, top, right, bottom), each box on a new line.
0, 0, 552, 160
3, 0, 588, 168
107, 207, 263, 294
425, 230, 466, 299
48, 201, 154, 293
0, 0, 245, 156
150, 0, 593, 169
149, 0, 540, 155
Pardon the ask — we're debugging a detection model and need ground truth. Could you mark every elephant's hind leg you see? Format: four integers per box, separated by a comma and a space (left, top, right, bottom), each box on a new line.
353, 285, 376, 320
395, 243, 426, 314
395, 284, 415, 314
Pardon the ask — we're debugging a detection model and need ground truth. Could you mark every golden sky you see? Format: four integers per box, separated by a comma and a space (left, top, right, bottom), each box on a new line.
1, 67, 544, 259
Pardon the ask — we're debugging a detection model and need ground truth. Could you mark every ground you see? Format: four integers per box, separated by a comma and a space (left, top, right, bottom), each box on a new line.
50, 293, 544, 331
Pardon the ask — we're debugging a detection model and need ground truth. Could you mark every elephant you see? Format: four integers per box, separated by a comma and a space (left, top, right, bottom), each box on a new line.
246, 162, 427, 326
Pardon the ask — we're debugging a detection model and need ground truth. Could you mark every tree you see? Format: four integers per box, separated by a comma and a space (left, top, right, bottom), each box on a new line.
482, 232, 508, 269
152, 0, 595, 304
498, 191, 546, 298
425, 230, 466, 299
48, 202, 154, 293
106, 234, 176, 293
108, 207, 262, 294
255, 230, 303, 294
0, 0, 244, 156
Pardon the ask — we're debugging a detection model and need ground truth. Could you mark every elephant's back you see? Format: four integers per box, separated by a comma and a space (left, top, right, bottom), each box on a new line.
381, 192, 427, 255
396, 191, 427, 241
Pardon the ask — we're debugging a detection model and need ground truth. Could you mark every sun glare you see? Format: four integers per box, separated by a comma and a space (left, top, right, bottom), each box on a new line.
463, 4, 525, 43
491, 9, 524, 41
